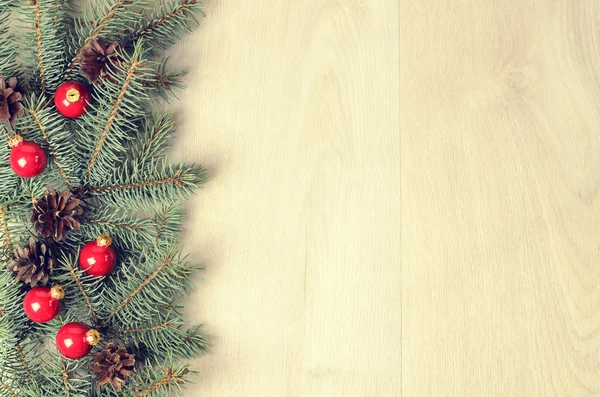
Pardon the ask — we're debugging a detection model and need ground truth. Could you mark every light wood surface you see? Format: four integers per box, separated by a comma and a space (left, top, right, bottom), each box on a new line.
169, 1, 400, 396
166, 0, 600, 396
401, 1, 600, 396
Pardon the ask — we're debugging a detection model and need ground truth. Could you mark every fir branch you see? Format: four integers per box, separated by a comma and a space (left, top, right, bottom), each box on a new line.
0, 16, 18, 77
131, 114, 175, 168
88, 163, 206, 211
65, 0, 133, 75
85, 218, 143, 231
28, 104, 72, 187
0, 205, 13, 255
152, 204, 183, 252
80, 207, 156, 252
154, 209, 169, 247
126, 0, 203, 54
31, 0, 47, 95
62, 260, 99, 323
89, 169, 183, 193
18, 0, 68, 93
0, 381, 17, 397
134, 367, 190, 397
20, 95, 80, 187
60, 361, 70, 397
113, 320, 172, 334
15, 343, 33, 385
107, 252, 173, 319
131, 0, 196, 41
86, 57, 143, 176
77, 41, 154, 184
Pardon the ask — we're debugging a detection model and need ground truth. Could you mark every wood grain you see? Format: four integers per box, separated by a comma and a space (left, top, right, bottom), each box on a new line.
401, 1, 600, 396
168, 1, 400, 396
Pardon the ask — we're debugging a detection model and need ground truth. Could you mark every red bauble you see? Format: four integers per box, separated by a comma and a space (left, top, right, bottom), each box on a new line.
79, 234, 117, 277
8, 135, 47, 178
56, 322, 100, 359
54, 81, 91, 118
23, 285, 64, 323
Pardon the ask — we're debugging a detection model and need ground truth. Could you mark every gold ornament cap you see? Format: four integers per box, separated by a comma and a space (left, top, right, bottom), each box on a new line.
66, 87, 81, 103
97, 234, 112, 247
50, 285, 65, 300
7, 134, 23, 148
85, 329, 101, 346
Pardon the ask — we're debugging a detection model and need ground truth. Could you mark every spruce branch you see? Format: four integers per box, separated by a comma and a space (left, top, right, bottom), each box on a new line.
113, 321, 172, 335
153, 204, 183, 251
110, 310, 207, 363
32, 0, 47, 95
65, 0, 136, 76
77, 41, 155, 184
80, 207, 156, 252
22, 95, 77, 187
0, 13, 19, 79
133, 365, 193, 397
0, 0, 209, 392
131, 114, 175, 168
38, 353, 90, 397
0, 381, 17, 397
18, 0, 68, 94
59, 258, 99, 323
87, 163, 206, 211
126, 0, 204, 54
86, 58, 142, 176
0, 205, 13, 255
143, 66, 186, 102
107, 251, 174, 320
14, 343, 33, 386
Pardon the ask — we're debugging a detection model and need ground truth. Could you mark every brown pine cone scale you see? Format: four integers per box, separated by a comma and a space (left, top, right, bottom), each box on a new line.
0, 75, 25, 124
81, 38, 121, 84
9, 237, 56, 287
31, 189, 83, 242
90, 343, 135, 391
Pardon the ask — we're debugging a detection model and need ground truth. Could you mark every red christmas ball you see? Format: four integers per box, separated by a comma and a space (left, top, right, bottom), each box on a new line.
54, 81, 91, 118
8, 135, 47, 178
56, 322, 100, 359
79, 235, 117, 277
23, 285, 64, 323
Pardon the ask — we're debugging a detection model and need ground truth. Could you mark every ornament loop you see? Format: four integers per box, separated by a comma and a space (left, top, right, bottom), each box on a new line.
86, 329, 101, 346
7, 134, 23, 148
97, 234, 112, 247
50, 285, 65, 300
65, 87, 81, 103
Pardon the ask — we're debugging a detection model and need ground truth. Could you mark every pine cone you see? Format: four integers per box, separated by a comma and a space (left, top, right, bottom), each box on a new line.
31, 189, 83, 242
81, 38, 121, 84
0, 75, 25, 124
9, 237, 56, 287
90, 343, 135, 390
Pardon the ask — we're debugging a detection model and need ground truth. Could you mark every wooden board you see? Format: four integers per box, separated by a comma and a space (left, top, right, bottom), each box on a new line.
401, 1, 600, 396
169, 0, 401, 396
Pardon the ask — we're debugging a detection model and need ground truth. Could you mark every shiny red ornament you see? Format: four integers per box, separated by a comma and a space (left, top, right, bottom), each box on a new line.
56, 322, 100, 359
23, 285, 64, 323
8, 135, 47, 178
79, 234, 117, 277
54, 81, 91, 118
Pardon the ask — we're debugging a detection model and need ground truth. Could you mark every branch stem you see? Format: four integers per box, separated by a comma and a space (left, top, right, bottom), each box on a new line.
64, 261, 98, 323
108, 254, 173, 318
30, 107, 72, 187
32, 0, 48, 95
65, 0, 130, 75
88, 170, 183, 193
0, 205, 13, 255
87, 58, 141, 176
113, 321, 171, 334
